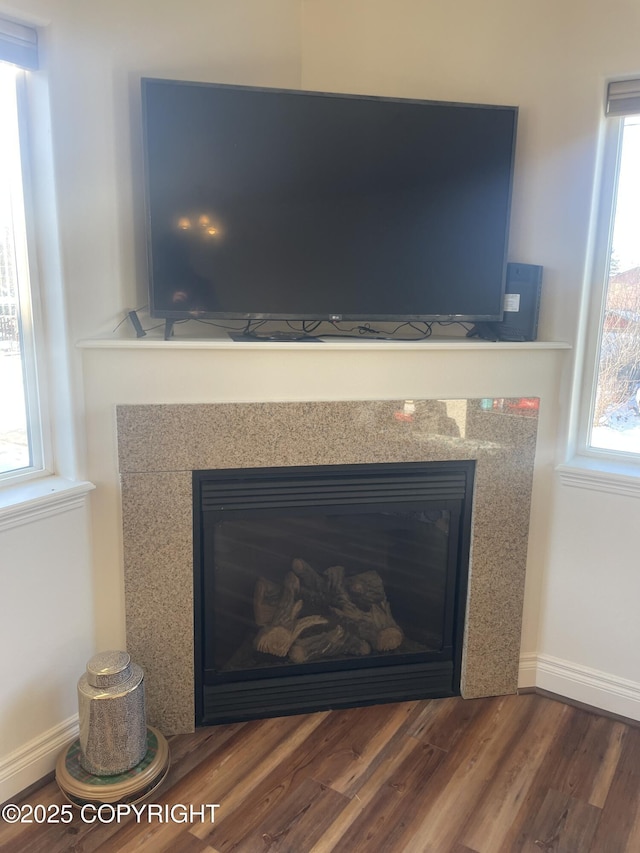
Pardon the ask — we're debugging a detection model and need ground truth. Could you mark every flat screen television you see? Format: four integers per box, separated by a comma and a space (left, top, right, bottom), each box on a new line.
141, 78, 518, 326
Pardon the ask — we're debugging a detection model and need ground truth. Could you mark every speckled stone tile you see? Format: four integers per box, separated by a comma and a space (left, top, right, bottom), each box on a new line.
117, 399, 539, 731
121, 471, 194, 734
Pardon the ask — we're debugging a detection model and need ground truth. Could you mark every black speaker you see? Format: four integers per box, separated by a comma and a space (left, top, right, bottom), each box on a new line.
468, 263, 542, 342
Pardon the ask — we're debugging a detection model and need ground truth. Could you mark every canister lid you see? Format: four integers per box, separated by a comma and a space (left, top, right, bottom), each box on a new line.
86, 651, 132, 688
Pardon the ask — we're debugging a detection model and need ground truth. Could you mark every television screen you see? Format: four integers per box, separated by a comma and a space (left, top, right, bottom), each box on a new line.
142, 79, 517, 323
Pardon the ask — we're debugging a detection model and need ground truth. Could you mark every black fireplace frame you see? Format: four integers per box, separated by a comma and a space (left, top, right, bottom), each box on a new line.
193, 460, 474, 725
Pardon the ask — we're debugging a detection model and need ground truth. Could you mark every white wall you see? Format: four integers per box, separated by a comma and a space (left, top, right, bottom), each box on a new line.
536, 482, 640, 718
0, 504, 93, 803
4, 0, 640, 802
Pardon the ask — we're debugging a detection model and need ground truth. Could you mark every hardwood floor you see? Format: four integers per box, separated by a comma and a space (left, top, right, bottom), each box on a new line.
2, 693, 640, 852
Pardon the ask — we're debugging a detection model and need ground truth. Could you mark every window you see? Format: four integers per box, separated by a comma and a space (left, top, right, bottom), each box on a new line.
0, 20, 46, 484
583, 83, 640, 461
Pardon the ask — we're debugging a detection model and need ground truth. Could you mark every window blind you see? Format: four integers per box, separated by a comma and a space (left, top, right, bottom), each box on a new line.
0, 17, 38, 70
606, 79, 640, 117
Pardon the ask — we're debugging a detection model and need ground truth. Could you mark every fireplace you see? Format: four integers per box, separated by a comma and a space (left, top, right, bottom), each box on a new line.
117, 399, 539, 735
194, 461, 474, 723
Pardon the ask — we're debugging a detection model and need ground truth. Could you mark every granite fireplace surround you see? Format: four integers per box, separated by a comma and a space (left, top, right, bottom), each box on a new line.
117, 399, 539, 735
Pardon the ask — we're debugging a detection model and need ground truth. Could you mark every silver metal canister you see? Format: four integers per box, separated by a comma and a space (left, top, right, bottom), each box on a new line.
77, 651, 147, 776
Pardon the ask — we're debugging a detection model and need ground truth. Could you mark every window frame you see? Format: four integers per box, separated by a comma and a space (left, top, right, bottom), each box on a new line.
0, 61, 52, 487
574, 110, 640, 470
0, 18, 94, 524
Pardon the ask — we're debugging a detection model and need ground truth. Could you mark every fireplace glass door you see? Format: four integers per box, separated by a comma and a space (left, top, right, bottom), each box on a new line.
194, 461, 473, 724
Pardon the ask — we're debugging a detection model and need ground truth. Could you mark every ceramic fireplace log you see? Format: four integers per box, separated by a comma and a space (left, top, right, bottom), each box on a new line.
345, 570, 387, 609
288, 625, 346, 664
253, 571, 328, 657
253, 577, 281, 627
291, 557, 329, 611
288, 623, 372, 663
293, 559, 390, 618
326, 565, 404, 652
252, 561, 403, 659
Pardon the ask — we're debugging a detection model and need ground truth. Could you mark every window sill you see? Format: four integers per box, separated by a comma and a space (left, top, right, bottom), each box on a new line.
557, 457, 640, 498
0, 476, 95, 532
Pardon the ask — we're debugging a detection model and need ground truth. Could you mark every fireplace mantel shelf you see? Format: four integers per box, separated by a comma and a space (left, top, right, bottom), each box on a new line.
79, 336, 571, 352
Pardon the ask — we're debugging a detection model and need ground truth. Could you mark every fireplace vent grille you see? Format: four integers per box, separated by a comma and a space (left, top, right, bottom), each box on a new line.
200, 465, 469, 512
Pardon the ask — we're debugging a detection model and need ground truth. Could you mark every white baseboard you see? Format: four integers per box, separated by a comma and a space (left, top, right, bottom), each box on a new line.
518, 653, 539, 689
519, 653, 640, 721
0, 715, 78, 804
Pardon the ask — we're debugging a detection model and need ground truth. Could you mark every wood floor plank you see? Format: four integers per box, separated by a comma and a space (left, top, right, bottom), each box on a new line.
462, 693, 567, 852
85, 723, 248, 853
496, 702, 596, 852
149, 831, 217, 853
185, 712, 330, 838
2, 694, 640, 853
56, 717, 291, 853
215, 777, 348, 853
587, 719, 627, 808
555, 712, 626, 806
521, 788, 601, 853
589, 724, 640, 853
95, 712, 329, 853
306, 732, 428, 853
620, 796, 640, 853
400, 694, 544, 851
407, 694, 491, 751
311, 700, 419, 796
163, 722, 247, 783
203, 702, 415, 850
0, 781, 68, 853
326, 739, 446, 852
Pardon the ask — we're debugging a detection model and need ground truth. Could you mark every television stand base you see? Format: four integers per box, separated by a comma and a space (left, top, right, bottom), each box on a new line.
467, 322, 500, 342
229, 332, 322, 342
